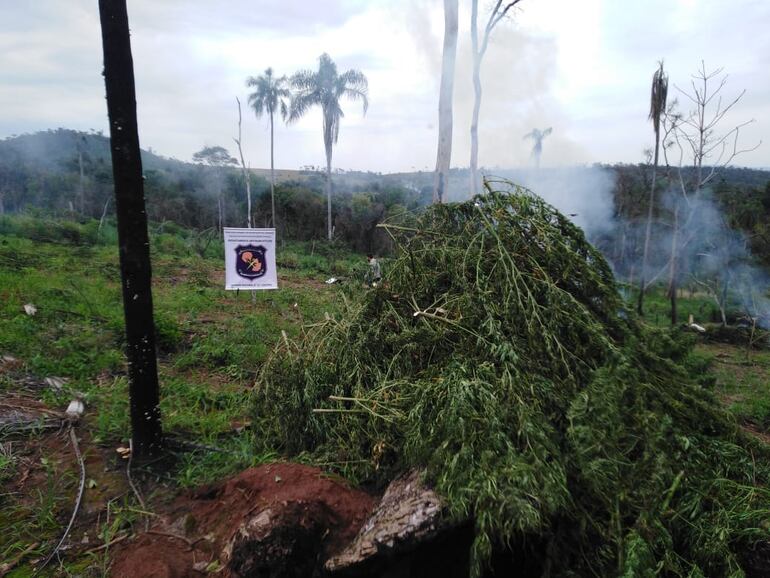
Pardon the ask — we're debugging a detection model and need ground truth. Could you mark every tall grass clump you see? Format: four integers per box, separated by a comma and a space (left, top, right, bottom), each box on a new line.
253, 181, 770, 576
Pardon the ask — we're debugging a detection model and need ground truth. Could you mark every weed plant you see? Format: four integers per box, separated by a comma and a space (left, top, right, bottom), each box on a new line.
254, 182, 770, 576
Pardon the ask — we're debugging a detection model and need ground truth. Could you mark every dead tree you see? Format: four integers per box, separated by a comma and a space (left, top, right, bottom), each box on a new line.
234, 97, 253, 228
469, 0, 523, 195
433, 0, 459, 204
637, 61, 668, 316
98, 0, 162, 456
663, 61, 760, 325
523, 127, 552, 169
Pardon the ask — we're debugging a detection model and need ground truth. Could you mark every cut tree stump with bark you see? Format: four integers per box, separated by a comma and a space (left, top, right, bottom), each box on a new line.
325, 469, 470, 576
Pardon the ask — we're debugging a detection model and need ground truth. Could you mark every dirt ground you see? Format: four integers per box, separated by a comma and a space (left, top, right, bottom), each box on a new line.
1, 383, 374, 577
109, 463, 375, 577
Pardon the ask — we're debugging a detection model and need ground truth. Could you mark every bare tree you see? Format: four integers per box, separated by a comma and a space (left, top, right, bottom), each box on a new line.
637, 61, 668, 316
663, 61, 760, 325
433, 0, 459, 204
233, 97, 253, 228
98, 0, 162, 457
469, 0, 523, 195
523, 127, 552, 169
690, 214, 743, 327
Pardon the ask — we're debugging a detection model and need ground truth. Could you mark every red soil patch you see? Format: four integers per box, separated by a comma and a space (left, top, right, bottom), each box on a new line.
110, 463, 375, 577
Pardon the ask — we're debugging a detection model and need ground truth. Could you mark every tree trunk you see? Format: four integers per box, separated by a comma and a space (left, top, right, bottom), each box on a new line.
469, 0, 481, 196
637, 128, 661, 316
270, 111, 277, 233
719, 271, 730, 327
78, 150, 86, 214
433, 0, 458, 204
218, 192, 223, 232
98, 0, 162, 457
235, 97, 252, 228
325, 146, 333, 241
98, 197, 110, 234
669, 205, 679, 326
246, 172, 252, 229
324, 113, 334, 241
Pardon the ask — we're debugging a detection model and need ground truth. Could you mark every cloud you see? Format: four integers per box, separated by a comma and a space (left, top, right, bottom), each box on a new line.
0, 0, 767, 170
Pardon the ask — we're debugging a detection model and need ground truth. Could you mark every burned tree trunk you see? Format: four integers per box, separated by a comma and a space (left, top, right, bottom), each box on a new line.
98, 0, 162, 456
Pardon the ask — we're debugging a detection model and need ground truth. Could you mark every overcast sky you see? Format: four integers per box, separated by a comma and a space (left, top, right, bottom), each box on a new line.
1, 0, 768, 172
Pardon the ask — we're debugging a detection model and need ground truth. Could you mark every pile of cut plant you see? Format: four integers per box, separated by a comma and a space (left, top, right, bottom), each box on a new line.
253, 181, 770, 576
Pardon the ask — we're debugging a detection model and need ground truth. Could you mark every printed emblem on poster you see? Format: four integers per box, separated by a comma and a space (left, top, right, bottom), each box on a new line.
223, 228, 277, 290
235, 245, 267, 279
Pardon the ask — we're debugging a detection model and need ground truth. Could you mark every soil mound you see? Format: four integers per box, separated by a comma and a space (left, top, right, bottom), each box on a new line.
110, 463, 374, 577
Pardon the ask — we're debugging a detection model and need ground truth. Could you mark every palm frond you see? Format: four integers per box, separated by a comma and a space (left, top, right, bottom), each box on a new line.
649, 61, 669, 133
248, 68, 292, 121
288, 92, 319, 123
342, 88, 368, 114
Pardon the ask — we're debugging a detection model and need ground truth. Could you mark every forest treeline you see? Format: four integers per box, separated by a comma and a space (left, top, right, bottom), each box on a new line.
1, 129, 769, 270
0, 129, 430, 255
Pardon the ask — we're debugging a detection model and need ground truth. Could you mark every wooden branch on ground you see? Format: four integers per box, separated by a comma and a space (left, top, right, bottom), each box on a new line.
0, 542, 39, 576
35, 427, 86, 574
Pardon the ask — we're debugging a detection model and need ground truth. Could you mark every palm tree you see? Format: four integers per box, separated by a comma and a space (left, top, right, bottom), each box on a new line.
288, 53, 368, 240
247, 68, 290, 232
637, 61, 668, 316
523, 127, 552, 169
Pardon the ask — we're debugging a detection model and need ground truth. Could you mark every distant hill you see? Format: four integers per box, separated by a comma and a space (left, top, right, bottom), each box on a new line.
2, 128, 768, 195
1, 127, 769, 272
0, 128, 189, 173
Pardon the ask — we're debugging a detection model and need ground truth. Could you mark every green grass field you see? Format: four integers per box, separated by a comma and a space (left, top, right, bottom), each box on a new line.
0, 215, 365, 575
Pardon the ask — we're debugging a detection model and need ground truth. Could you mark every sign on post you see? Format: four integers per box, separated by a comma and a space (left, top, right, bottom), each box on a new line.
223, 228, 278, 290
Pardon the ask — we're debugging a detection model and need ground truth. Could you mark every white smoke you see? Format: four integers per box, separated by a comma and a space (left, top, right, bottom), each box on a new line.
491, 166, 616, 239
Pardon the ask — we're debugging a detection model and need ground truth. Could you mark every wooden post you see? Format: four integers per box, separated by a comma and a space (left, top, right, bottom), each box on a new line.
98, 0, 163, 456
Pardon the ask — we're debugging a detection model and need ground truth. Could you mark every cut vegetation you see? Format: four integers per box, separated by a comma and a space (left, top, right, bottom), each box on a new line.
254, 182, 770, 576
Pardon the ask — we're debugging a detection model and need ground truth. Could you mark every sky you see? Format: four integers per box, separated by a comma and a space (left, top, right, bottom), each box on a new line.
1, 0, 768, 172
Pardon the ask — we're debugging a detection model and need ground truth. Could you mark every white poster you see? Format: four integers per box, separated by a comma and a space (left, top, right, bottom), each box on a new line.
223, 228, 278, 290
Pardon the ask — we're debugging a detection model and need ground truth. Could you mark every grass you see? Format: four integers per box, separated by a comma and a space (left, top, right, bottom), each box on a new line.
0, 442, 15, 483
631, 285, 770, 434
0, 449, 74, 576
701, 343, 770, 431
0, 213, 355, 574
622, 282, 724, 327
